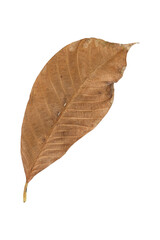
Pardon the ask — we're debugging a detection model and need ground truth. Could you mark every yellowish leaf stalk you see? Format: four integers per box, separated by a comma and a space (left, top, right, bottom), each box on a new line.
23, 182, 28, 203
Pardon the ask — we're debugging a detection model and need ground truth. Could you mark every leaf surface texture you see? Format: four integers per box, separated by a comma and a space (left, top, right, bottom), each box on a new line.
21, 38, 134, 199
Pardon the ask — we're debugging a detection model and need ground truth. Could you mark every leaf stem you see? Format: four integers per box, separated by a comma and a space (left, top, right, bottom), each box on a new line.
23, 182, 28, 203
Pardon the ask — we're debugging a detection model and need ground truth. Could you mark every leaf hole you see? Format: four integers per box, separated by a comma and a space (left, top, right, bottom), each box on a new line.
42, 137, 46, 143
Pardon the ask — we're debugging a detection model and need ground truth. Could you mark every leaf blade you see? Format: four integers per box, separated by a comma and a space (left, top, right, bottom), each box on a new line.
21, 38, 134, 184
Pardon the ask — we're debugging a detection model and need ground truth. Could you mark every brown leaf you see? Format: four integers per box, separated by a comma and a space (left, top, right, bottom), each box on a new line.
21, 38, 135, 201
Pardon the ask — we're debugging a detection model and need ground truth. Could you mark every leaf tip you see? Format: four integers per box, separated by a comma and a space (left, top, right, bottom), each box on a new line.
123, 42, 139, 51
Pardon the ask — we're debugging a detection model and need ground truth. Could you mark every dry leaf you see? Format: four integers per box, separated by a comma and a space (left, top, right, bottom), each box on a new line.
21, 38, 135, 202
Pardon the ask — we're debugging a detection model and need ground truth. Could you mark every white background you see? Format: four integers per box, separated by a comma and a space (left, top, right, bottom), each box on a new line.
0, 0, 160, 239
